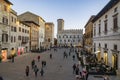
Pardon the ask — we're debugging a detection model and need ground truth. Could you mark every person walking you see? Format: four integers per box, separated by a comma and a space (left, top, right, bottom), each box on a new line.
41, 61, 44, 67
34, 65, 39, 77
69, 52, 71, 56
11, 55, 14, 63
85, 71, 89, 80
25, 65, 29, 77
63, 51, 66, 59
31, 59, 35, 69
72, 63, 76, 74
40, 68, 44, 76
37, 55, 40, 62
50, 53, 52, 59
82, 68, 87, 80
79, 72, 82, 79
72, 55, 75, 60
75, 67, 80, 80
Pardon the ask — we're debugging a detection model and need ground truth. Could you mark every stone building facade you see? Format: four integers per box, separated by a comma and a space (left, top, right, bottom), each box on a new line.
57, 19, 83, 47
0, 0, 13, 61
44, 22, 54, 49
9, 9, 18, 56
17, 21, 30, 54
18, 11, 45, 50
84, 15, 95, 53
22, 21, 39, 51
92, 0, 120, 73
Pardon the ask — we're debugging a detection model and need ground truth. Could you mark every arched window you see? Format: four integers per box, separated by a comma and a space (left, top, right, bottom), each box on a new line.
2, 33, 8, 42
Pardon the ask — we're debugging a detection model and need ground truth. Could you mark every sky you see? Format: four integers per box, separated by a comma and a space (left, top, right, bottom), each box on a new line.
9, 0, 110, 37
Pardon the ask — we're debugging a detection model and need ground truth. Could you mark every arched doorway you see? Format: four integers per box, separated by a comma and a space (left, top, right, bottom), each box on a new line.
104, 51, 108, 65
1, 48, 7, 61
112, 53, 118, 69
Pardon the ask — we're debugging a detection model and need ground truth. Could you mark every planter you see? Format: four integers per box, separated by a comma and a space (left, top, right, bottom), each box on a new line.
0, 55, 2, 62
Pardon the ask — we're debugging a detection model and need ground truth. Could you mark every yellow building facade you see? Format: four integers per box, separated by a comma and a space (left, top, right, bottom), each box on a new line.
45, 22, 54, 49
84, 15, 95, 53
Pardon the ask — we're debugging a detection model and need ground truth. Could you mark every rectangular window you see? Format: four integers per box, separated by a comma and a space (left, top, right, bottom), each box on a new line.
22, 36, 24, 42
114, 45, 117, 50
18, 36, 21, 40
14, 27, 17, 32
22, 29, 24, 32
11, 16, 13, 22
25, 30, 26, 33
14, 18, 16, 23
113, 16, 118, 32
59, 36, 61, 38
2, 17, 8, 24
2, 34, 8, 43
14, 36, 16, 42
11, 26, 13, 31
68, 40, 70, 42
105, 44, 107, 48
27, 30, 29, 34
114, 7, 118, 13
99, 24, 101, 35
104, 21, 107, 34
11, 36, 13, 43
94, 27, 96, 36
4, 5, 7, 11
19, 27, 21, 32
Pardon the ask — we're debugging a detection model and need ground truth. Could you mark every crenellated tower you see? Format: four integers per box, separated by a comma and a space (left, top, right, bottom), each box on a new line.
57, 19, 64, 34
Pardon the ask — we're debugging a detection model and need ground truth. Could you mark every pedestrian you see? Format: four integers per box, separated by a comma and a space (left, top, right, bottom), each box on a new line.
31, 59, 35, 69
41, 61, 44, 67
25, 65, 29, 77
79, 72, 82, 79
37, 55, 40, 62
69, 52, 71, 56
72, 63, 76, 74
63, 51, 66, 58
50, 53, 52, 59
44, 61, 46, 67
40, 68, 44, 76
75, 67, 79, 75
75, 67, 80, 80
11, 55, 14, 63
34, 65, 39, 77
85, 70, 89, 80
82, 68, 87, 80
72, 55, 75, 60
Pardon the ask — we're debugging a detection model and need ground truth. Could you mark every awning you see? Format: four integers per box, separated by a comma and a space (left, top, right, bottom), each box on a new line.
94, 51, 100, 54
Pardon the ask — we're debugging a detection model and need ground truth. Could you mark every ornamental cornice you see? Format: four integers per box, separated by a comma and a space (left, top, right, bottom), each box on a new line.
93, 34, 120, 41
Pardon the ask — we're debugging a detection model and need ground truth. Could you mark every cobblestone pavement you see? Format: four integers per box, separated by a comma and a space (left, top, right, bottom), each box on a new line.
0, 48, 120, 80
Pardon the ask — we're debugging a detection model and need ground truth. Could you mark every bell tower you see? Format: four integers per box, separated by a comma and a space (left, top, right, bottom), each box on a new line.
57, 19, 64, 34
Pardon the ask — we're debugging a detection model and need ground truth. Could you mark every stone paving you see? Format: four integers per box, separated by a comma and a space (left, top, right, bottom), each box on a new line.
0, 48, 120, 80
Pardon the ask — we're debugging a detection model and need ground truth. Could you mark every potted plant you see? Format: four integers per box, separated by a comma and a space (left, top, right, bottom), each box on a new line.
0, 55, 2, 62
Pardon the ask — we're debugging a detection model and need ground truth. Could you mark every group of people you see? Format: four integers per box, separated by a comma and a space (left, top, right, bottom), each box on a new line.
25, 56, 45, 77
72, 63, 89, 80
